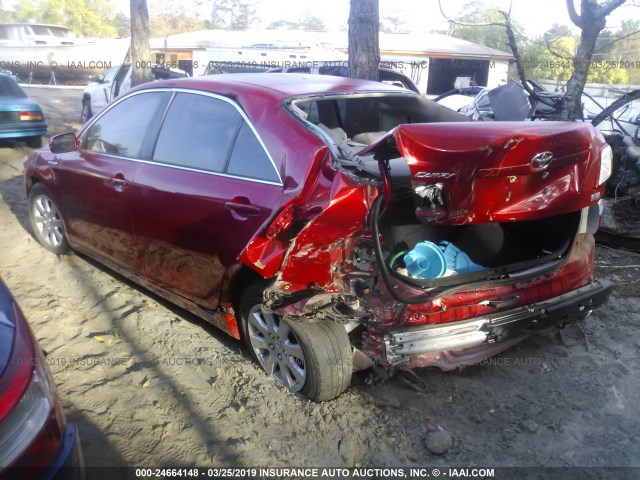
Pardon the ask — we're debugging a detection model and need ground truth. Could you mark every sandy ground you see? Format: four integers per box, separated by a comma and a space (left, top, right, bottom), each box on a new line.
0, 87, 639, 479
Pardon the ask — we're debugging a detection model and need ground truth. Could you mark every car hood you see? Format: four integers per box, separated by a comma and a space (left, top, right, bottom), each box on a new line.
0, 280, 17, 379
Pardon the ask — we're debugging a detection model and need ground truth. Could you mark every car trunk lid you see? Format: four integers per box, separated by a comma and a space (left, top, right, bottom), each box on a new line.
360, 121, 605, 224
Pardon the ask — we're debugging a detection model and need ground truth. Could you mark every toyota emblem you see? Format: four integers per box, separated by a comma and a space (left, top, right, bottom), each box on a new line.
530, 151, 554, 172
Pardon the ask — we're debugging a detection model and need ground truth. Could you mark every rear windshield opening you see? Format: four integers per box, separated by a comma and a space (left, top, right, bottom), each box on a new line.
290, 93, 467, 146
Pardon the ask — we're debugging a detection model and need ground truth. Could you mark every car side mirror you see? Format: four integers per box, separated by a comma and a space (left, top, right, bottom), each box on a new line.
49, 133, 79, 154
89, 74, 101, 83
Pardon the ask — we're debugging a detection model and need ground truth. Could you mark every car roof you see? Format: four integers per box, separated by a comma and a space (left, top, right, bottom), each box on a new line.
139, 73, 413, 100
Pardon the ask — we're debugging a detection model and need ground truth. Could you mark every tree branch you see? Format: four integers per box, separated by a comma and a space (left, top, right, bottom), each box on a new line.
591, 89, 640, 126
498, 9, 555, 108
600, 0, 629, 17
545, 38, 576, 60
566, 0, 583, 27
437, 0, 505, 28
593, 28, 640, 54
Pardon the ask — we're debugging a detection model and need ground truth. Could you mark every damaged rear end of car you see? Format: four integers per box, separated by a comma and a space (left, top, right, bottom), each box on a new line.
240, 89, 613, 400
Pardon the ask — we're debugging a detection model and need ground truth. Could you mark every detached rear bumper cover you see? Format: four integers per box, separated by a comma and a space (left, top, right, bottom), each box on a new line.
385, 279, 613, 364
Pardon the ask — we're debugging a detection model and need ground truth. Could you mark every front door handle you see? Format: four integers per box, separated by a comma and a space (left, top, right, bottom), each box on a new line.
109, 174, 130, 192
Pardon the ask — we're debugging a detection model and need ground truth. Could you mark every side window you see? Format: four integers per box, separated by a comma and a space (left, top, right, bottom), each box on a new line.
101, 66, 119, 84
227, 122, 279, 183
81, 92, 166, 158
153, 92, 242, 173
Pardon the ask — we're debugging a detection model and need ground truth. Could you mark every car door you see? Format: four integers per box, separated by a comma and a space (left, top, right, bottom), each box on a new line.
130, 91, 283, 309
89, 65, 120, 115
55, 90, 169, 273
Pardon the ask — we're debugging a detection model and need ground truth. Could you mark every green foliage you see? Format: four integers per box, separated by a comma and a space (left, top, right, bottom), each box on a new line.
380, 15, 407, 33
1, 1, 14, 22
267, 14, 326, 31
520, 26, 578, 82
208, 0, 256, 30
150, 13, 205, 37
11, 0, 117, 37
267, 19, 299, 30
299, 15, 326, 31
113, 13, 131, 39
520, 20, 639, 86
450, 1, 519, 52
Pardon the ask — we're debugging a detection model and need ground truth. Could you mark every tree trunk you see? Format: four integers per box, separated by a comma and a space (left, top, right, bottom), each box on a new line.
560, 0, 628, 120
348, 0, 380, 81
560, 20, 603, 120
130, 0, 153, 87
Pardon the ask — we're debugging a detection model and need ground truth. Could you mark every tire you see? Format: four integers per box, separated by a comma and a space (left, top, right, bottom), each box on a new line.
26, 136, 42, 148
239, 283, 352, 402
81, 101, 92, 123
28, 183, 70, 255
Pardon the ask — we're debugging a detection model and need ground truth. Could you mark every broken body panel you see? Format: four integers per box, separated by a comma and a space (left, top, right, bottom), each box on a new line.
243, 119, 612, 369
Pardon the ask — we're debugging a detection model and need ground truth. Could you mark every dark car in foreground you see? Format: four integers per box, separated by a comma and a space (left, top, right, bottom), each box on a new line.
24, 73, 612, 401
0, 73, 47, 148
0, 279, 84, 479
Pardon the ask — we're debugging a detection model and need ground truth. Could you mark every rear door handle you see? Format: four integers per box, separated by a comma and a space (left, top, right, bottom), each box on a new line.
224, 200, 260, 217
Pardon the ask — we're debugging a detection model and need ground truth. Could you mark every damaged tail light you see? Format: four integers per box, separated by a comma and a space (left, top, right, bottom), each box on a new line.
266, 205, 294, 239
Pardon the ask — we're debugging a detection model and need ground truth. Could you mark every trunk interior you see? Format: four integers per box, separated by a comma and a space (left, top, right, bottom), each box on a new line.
380, 195, 581, 284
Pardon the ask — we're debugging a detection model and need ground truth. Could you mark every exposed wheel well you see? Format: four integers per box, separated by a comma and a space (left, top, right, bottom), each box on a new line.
228, 266, 270, 331
27, 176, 40, 193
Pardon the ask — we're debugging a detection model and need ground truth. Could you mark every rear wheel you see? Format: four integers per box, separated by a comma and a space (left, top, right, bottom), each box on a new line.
239, 283, 352, 402
28, 183, 69, 255
26, 136, 42, 148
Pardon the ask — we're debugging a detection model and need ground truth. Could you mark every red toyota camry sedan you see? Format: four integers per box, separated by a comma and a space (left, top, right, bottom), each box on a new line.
24, 74, 612, 401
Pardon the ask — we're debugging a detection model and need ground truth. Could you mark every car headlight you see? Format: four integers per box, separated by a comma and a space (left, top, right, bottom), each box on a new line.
598, 144, 613, 186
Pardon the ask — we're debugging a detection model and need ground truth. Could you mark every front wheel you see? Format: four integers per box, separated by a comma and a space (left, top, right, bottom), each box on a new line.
28, 183, 70, 255
81, 101, 92, 123
240, 284, 352, 402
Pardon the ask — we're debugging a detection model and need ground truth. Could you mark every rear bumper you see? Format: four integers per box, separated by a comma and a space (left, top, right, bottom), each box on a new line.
384, 279, 613, 365
44, 424, 85, 480
0, 123, 47, 139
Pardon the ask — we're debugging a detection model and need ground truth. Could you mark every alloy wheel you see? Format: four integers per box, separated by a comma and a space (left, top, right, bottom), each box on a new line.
247, 306, 307, 392
32, 194, 64, 249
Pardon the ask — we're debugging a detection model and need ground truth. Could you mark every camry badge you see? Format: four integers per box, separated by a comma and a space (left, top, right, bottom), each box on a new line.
530, 151, 554, 172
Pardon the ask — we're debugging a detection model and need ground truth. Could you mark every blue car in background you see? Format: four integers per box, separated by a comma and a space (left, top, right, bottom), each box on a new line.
0, 279, 84, 479
0, 72, 47, 148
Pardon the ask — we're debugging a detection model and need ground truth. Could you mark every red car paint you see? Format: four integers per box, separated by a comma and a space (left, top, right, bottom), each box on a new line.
24, 74, 611, 377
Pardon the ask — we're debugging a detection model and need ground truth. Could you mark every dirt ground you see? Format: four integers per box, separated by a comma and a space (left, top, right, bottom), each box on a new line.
1, 86, 639, 479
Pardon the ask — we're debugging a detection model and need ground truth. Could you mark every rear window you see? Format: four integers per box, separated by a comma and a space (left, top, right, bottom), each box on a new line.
152, 92, 280, 183
153, 92, 242, 173
0, 75, 27, 98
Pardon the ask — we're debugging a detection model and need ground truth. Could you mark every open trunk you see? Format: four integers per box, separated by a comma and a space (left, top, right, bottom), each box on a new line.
359, 121, 607, 289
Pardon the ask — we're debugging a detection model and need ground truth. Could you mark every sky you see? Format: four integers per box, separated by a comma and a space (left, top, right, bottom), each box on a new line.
5, 0, 639, 37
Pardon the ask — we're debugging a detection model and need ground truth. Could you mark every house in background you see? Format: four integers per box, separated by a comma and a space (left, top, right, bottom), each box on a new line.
149, 29, 513, 95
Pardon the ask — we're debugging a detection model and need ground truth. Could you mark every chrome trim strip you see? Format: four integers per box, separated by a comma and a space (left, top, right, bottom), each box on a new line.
80, 87, 283, 186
